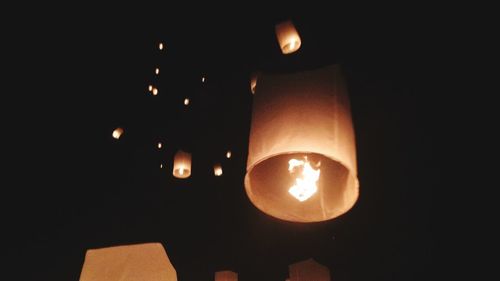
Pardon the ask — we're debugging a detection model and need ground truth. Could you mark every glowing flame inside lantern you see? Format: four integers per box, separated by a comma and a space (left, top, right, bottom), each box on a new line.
179, 167, 185, 176
288, 157, 320, 202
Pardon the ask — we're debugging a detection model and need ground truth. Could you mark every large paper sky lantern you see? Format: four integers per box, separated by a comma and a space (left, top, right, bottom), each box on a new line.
215, 270, 238, 281
275, 20, 301, 54
173, 150, 192, 178
79, 243, 177, 281
244, 64, 359, 222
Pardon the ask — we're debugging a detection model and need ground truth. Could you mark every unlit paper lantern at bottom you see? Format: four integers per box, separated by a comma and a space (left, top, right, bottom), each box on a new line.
244, 64, 359, 222
215, 270, 238, 281
173, 150, 191, 178
79, 243, 177, 281
288, 258, 330, 281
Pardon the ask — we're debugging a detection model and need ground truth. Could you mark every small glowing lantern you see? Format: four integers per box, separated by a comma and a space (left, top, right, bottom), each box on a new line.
288, 259, 330, 281
226, 150, 232, 159
155, 68, 160, 75
275, 20, 302, 54
148, 85, 153, 91
158, 142, 162, 149
244, 64, 359, 222
173, 150, 191, 179
79, 243, 177, 281
184, 98, 190, 105
214, 163, 223, 176
202, 76, 206, 83
250, 72, 259, 94
159, 42, 164, 50
112, 127, 124, 139
160, 163, 163, 169
215, 271, 238, 281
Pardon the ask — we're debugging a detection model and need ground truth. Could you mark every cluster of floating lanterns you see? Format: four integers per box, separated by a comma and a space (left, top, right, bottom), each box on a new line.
111, 20, 360, 223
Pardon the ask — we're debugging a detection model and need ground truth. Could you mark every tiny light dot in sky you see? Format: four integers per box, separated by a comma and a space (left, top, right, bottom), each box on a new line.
158, 142, 162, 149
155, 68, 160, 75
202, 76, 205, 83
159, 42, 164, 50
152, 88, 158, 95
184, 98, 190, 106
226, 151, 232, 159
148, 85, 153, 91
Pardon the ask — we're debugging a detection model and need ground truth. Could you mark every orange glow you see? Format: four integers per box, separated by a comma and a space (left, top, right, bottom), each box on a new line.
226, 151, 231, 158
214, 163, 223, 176
152, 88, 158, 95
288, 157, 320, 202
275, 20, 302, 54
155, 68, 160, 75
112, 128, 124, 139
184, 98, 189, 105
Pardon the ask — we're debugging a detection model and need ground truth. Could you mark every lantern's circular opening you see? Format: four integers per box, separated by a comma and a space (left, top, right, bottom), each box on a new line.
245, 152, 358, 222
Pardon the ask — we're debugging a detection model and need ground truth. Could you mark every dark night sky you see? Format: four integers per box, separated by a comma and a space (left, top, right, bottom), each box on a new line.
3, 6, 435, 281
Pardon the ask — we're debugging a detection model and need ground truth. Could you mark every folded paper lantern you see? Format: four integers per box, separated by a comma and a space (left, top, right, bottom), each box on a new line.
244, 64, 359, 222
288, 259, 330, 281
215, 270, 238, 281
79, 243, 177, 281
173, 150, 192, 178
275, 20, 301, 54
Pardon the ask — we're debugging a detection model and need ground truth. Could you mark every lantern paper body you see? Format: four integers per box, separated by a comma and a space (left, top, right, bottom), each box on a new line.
79, 243, 177, 281
275, 20, 301, 54
244, 64, 359, 222
173, 150, 192, 178
288, 259, 330, 281
112, 128, 123, 139
215, 271, 238, 281
214, 163, 223, 176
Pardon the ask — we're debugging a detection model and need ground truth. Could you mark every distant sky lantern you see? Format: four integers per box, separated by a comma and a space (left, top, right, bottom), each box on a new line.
155, 68, 160, 75
244, 64, 359, 222
160, 163, 163, 169
148, 85, 153, 91
79, 243, 177, 281
201, 76, 205, 83
214, 163, 223, 176
152, 88, 158, 95
159, 42, 164, 50
226, 150, 232, 159
275, 20, 302, 54
250, 72, 259, 94
112, 127, 124, 139
184, 98, 190, 105
157, 142, 162, 149
173, 150, 191, 179
215, 271, 238, 281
